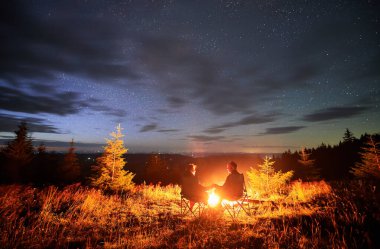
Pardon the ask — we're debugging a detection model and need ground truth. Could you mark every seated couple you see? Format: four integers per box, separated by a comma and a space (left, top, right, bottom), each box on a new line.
180, 161, 245, 208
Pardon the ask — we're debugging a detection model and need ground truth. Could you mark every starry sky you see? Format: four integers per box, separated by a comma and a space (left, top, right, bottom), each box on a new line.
0, 0, 379, 153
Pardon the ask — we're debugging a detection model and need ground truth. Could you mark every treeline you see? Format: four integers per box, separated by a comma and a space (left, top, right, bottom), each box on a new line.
0, 123, 379, 186
0, 122, 188, 186
274, 129, 380, 180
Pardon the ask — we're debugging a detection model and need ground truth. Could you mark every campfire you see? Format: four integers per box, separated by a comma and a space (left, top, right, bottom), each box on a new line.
207, 188, 220, 207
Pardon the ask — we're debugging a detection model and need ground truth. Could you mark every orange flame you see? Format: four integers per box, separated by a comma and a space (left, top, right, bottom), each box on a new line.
208, 188, 220, 207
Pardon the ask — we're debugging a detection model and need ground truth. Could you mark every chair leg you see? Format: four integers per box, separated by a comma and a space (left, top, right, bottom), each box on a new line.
222, 199, 251, 220
180, 196, 205, 218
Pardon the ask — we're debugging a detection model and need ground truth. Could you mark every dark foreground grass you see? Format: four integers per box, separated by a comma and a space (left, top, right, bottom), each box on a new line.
0, 180, 379, 248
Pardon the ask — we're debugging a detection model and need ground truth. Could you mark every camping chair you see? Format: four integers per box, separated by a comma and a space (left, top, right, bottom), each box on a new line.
221, 183, 251, 220
180, 194, 207, 218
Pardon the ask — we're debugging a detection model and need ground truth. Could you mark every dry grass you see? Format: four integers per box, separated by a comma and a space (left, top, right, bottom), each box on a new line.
0, 180, 379, 248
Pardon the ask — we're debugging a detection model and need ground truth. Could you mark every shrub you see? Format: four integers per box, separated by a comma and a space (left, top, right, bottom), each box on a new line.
247, 156, 293, 198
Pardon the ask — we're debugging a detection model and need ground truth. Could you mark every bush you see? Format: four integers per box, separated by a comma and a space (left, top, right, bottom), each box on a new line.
247, 156, 293, 198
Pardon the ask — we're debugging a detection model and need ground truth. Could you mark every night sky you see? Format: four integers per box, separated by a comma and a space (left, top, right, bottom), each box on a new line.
1, 0, 379, 153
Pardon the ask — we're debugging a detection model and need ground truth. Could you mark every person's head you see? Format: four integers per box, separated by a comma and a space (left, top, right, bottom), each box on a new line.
186, 163, 197, 175
227, 161, 237, 173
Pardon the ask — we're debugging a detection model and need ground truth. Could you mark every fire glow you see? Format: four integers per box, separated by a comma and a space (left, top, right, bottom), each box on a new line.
208, 188, 220, 207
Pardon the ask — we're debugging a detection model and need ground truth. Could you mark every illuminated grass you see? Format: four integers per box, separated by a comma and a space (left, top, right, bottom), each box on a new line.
0, 180, 378, 248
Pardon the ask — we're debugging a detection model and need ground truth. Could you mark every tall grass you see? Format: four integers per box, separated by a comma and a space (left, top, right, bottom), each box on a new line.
0, 180, 378, 248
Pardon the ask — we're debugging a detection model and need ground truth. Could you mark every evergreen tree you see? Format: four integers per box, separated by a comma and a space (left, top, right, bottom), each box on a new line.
298, 147, 320, 181
247, 156, 293, 198
60, 139, 81, 183
2, 122, 34, 182
351, 135, 380, 179
343, 128, 355, 143
91, 124, 135, 193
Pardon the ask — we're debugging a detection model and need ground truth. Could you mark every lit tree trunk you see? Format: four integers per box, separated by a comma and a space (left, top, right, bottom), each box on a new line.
112, 152, 115, 182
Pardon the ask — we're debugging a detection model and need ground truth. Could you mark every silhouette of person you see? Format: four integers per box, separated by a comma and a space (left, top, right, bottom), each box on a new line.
213, 161, 245, 200
180, 163, 208, 209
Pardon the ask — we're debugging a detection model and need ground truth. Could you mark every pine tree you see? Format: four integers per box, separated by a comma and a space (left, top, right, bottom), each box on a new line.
91, 124, 135, 193
351, 135, 380, 179
259, 156, 275, 188
343, 128, 355, 143
2, 122, 34, 181
247, 156, 293, 198
60, 139, 81, 183
298, 147, 320, 181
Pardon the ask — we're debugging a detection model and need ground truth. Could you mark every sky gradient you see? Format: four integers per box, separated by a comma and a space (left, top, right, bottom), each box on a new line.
1, 0, 379, 153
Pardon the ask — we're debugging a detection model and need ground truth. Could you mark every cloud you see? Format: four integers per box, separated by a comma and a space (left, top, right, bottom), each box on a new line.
242, 145, 300, 149
0, 114, 60, 133
259, 126, 306, 135
0, 1, 139, 85
157, 129, 179, 133
0, 83, 127, 117
139, 123, 158, 132
187, 135, 225, 142
303, 106, 370, 122
0, 84, 81, 115
203, 113, 278, 134
2, 0, 377, 123
136, 35, 313, 116
166, 96, 187, 108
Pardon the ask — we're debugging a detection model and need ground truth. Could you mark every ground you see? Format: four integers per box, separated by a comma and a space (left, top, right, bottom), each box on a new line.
0, 180, 379, 248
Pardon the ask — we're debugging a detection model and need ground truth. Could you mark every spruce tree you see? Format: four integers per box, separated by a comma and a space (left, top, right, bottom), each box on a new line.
91, 124, 135, 193
2, 122, 34, 181
351, 135, 380, 179
298, 147, 320, 181
60, 139, 81, 183
247, 156, 293, 197
343, 128, 355, 143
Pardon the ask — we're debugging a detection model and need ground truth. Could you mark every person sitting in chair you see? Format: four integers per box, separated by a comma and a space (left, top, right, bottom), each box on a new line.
181, 163, 208, 209
213, 161, 245, 200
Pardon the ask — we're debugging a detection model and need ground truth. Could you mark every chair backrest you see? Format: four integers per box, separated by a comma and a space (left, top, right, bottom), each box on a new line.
180, 173, 201, 199
224, 173, 245, 200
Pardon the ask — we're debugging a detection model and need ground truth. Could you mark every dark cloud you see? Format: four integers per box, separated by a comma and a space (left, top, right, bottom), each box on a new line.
166, 96, 187, 108
0, 1, 139, 85
157, 129, 179, 133
139, 123, 158, 132
303, 106, 370, 122
242, 145, 300, 149
204, 113, 278, 134
187, 135, 225, 142
137, 35, 312, 115
0, 114, 60, 133
259, 126, 306, 135
0, 84, 81, 115
2, 1, 365, 119
85, 103, 128, 118
0, 83, 127, 117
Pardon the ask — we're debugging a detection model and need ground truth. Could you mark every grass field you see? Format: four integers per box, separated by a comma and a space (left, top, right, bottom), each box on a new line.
0, 180, 379, 248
